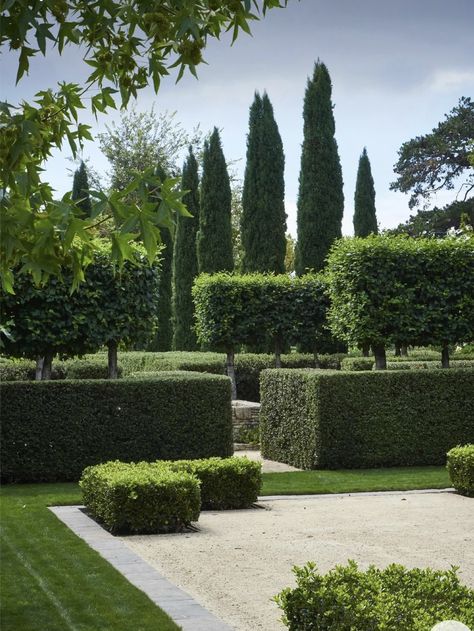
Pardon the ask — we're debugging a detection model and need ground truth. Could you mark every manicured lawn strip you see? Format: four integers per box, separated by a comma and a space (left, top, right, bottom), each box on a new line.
0, 484, 180, 631
261, 466, 450, 495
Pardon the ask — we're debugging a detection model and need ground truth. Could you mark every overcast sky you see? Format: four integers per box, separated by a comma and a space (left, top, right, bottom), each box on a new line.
2, 0, 474, 235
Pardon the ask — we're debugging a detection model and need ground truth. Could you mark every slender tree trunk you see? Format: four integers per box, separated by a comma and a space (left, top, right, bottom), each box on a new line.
373, 345, 387, 370
35, 357, 44, 380
108, 341, 118, 379
441, 345, 450, 369
401, 345, 408, 357
395, 344, 401, 357
41, 351, 53, 380
274, 337, 282, 369
313, 351, 319, 368
226, 349, 237, 401
362, 344, 370, 357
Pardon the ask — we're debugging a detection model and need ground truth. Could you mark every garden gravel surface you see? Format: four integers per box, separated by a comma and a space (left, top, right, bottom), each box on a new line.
121, 492, 474, 631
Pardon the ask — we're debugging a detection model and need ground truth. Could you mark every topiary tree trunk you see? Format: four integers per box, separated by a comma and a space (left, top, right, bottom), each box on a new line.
108, 341, 118, 379
373, 345, 387, 370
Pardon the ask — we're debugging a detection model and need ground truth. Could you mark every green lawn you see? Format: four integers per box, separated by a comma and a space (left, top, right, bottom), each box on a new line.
1, 467, 451, 629
0, 484, 180, 631
261, 466, 451, 495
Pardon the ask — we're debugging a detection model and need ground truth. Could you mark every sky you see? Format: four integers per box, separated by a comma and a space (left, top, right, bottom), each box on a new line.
2, 0, 474, 236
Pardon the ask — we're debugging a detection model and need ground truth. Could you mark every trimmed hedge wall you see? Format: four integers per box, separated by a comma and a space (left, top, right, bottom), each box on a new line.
0, 351, 346, 402
260, 368, 474, 469
447, 444, 474, 497
341, 358, 474, 371
1, 372, 232, 482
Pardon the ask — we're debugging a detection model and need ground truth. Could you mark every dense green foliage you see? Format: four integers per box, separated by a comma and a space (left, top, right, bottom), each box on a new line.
192, 273, 335, 357
326, 236, 474, 363
1, 373, 232, 482
168, 456, 262, 509
341, 358, 474, 371
152, 227, 173, 351
71, 160, 92, 217
80, 461, 201, 534
241, 92, 286, 273
260, 369, 474, 469
173, 149, 200, 350
295, 61, 344, 274
447, 444, 474, 497
390, 198, 474, 237
0, 243, 161, 375
1, 0, 285, 291
353, 148, 378, 236
0, 484, 180, 631
197, 128, 234, 273
275, 560, 474, 630
391, 96, 474, 209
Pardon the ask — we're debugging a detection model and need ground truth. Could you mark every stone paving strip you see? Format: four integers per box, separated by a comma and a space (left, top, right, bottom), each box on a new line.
50, 506, 234, 631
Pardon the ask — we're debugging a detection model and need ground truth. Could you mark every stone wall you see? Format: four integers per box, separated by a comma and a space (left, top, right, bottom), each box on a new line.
232, 400, 260, 448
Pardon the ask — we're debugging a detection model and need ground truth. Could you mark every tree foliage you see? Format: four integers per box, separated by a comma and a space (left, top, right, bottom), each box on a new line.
197, 128, 234, 273
97, 108, 200, 191
0, 0, 287, 291
71, 160, 92, 217
353, 148, 377, 237
0, 242, 160, 375
295, 61, 344, 275
172, 148, 200, 350
326, 235, 474, 367
391, 96, 474, 209
241, 92, 286, 273
389, 198, 474, 237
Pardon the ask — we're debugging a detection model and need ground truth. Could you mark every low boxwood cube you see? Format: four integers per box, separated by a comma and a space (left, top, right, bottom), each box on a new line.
80, 461, 201, 534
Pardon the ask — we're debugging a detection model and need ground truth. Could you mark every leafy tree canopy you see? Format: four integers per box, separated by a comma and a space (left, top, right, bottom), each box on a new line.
0, 0, 287, 292
390, 96, 474, 209
389, 197, 474, 238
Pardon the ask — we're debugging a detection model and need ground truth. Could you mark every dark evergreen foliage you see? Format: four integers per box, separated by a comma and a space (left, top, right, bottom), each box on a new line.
197, 128, 234, 273
295, 61, 344, 275
353, 148, 378, 237
71, 161, 92, 217
149, 165, 173, 351
172, 149, 200, 350
241, 92, 286, 273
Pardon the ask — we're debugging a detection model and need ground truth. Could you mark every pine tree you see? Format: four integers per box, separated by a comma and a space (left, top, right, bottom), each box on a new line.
295, 61, 344, 275
172, 149, 200, 350
353, 147, 378, 237
197, 128, 234, 273
72, 161, 92, 217
241, 92, 286, 273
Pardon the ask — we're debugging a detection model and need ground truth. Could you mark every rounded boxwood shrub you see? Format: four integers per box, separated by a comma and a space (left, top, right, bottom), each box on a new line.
447, 445, 474, 497
275, 560, 474, 630
80, 461, 201, 534
340, 357, 374, 371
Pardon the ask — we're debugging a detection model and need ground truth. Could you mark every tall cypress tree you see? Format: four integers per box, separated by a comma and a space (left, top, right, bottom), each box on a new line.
72, 160, 92, 217
295, 61, 344, 275
241, 92, 286, 273
353, 147, 378, 237
149, 165, 173, 351
172, 148, 200, 350
197, 128, 234, 273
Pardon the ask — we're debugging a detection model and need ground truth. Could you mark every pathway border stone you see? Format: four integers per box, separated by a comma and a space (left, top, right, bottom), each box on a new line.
49, 506, 234, 631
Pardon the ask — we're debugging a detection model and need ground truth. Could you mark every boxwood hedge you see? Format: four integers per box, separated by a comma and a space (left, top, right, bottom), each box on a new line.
1, 372, 232, 482
260, 368, 474, 469
275, 560, 474, 630
80, 461, 201, 534
167, 456, 262, 509
447, 444, 474, 497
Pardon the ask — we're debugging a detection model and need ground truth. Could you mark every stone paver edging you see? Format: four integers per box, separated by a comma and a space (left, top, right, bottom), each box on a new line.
49, 506, 234, 631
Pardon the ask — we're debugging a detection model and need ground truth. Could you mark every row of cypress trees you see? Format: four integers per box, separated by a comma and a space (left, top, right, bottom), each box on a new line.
71, 60, 378, 351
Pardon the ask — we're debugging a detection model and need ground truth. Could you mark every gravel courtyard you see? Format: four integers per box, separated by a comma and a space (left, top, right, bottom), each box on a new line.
121, 492, 474, 631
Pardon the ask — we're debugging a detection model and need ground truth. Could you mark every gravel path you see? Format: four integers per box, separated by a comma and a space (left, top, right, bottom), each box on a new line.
121, 492, 474, 631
